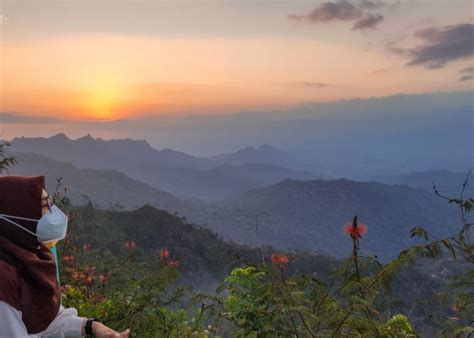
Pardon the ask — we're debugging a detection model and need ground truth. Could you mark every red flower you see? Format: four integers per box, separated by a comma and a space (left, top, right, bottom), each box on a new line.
167, 259, 180, 269
271, 253, 289, 267
98, 275, 107, 284
124, 240, 137, 250
85, 274, 95, 285
83, 243, 91, 252
344, 223, 367, 239
160, 248, 170, 260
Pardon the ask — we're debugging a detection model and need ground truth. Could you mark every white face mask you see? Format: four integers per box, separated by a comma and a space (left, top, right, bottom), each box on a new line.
0, 205, 69, 244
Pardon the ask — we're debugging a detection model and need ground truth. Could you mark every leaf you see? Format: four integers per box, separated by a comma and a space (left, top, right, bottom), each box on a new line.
410, 227, 428, 241
442, 239, 456, 258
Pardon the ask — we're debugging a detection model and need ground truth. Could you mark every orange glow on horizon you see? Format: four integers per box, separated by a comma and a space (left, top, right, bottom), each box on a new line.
1, 34, 469, 121
81, 74, 123, 120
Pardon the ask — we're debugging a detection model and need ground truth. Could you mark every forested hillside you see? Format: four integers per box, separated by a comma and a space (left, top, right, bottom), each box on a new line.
64, 203, 338, 290
58, 200, 472, 337
199, 178, 460, 260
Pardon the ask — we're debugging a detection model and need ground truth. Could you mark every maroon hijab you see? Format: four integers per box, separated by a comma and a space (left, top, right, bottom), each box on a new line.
0, 176, 60, 333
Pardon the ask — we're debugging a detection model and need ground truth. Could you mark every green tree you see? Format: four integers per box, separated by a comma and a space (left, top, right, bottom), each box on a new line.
0, 141, 16, 173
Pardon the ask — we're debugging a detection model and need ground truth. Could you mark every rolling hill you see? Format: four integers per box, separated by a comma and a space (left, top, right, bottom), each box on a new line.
67, 204, 338, 289
7, 152, 198, 213
378, 170, 474, 196
199, 178, 461, 260
4, 150, 467, 261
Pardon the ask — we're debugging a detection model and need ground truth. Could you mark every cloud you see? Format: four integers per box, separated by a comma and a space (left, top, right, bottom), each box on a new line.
358, 0, 385, 10
289, 1, 362, 23
352, 13, 384, 30
289, 0, 386, 31
371, 68, 389, 75
459, 66, 474, 74
298, 82, 330, 89
406, 23, 474, 69
0, 113, 63, 124
458, 66, 474, 81
459, 75, 473, 81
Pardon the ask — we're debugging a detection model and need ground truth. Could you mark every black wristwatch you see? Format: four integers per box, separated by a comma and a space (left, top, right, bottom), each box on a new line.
85, 318, 97, 336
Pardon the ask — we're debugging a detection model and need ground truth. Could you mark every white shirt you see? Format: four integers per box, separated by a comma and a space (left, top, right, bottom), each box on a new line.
0, 301, 85, 338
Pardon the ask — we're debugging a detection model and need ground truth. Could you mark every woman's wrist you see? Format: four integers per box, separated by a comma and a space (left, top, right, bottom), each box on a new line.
81, 318, 98, 336
81, 318, 130, 337
91, 321, 100, 335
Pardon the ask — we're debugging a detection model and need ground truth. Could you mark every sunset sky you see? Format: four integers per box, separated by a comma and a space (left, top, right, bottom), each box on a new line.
0, 0, 472, 128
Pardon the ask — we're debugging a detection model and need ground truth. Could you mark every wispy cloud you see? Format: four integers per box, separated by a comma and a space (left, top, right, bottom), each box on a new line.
459, 66, 474, 74
288, 0, 385, 31
370, 68, 389, 75
458, 65, 474, 81
289, 1, 362, 23
358, 0, 385, 10
0, 112, 63, 124
459, 75, 473, 81
405, 23, 474, 69
352, 13, 384, 30
297, 82, 330, 89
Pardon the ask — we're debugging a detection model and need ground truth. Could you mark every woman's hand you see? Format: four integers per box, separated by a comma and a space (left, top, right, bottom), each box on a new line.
92, 321, 130, 337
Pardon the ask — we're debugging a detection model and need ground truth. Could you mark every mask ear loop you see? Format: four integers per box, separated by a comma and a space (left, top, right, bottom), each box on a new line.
0, 215, 39, 238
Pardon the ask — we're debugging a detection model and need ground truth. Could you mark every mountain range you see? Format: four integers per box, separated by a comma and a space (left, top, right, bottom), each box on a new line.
8, 152, 195, 213
10, 134, 319, 200
5, 143, 469, 260
10, 133, 470, 196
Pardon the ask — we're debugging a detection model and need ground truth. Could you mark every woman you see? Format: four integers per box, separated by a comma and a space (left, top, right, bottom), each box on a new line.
0, 176, 130, 337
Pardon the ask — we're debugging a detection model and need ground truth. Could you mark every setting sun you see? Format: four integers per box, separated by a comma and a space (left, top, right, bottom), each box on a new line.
81, 74, 123, 120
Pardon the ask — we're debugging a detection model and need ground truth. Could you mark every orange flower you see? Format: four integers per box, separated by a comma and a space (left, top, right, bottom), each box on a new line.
344, 223, 367, 239
167, 259, 180, 269
124, 240, 137, 250
85, 275, 95, 285
271, 253, 289, 267
63, 255, 74, 264
160, 248, 170, 260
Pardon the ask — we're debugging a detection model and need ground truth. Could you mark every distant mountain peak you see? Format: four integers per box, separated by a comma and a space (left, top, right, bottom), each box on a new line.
50, 133, 71, 141
77, 134, 95, 142
160, 148, 183, 154
44, 133, 156, 151
227, 144, 285, 157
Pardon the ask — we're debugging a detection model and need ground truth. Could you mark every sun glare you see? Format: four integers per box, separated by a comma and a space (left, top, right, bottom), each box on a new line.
83, 74, 123, 120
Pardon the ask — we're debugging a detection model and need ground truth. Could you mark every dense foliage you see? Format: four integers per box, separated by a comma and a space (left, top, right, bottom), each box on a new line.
51, 175, 473, 337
